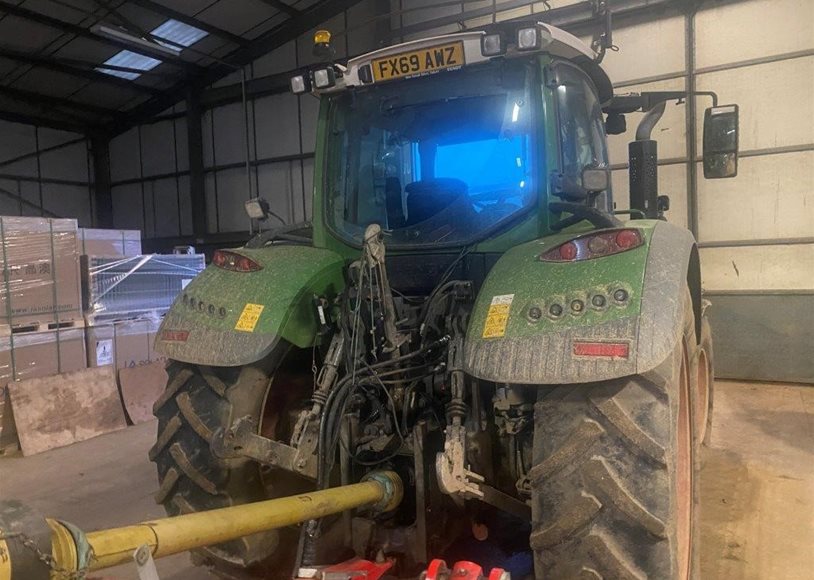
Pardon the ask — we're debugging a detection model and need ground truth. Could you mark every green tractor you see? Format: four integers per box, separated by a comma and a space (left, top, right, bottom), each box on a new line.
151, 17, 738, 580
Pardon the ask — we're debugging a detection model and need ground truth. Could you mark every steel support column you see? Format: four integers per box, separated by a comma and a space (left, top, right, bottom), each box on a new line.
186, 91, 207, 235
685, 6, 699, 238
91, 134, 113, 228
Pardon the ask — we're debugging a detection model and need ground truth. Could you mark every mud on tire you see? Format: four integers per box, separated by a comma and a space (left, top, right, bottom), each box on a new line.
150, 348, 307, 578
529, 292, 697, 579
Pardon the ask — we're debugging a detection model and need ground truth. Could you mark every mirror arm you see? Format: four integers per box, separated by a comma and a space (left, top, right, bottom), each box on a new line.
695, 90, 718, 108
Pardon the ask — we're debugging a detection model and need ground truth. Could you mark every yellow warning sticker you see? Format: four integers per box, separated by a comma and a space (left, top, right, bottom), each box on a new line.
235, 303, 265, 332
482, 294, 514, 339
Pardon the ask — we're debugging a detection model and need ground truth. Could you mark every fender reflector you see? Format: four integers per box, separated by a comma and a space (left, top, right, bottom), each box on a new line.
573, 341, 629, 358
161, 329, 189, 342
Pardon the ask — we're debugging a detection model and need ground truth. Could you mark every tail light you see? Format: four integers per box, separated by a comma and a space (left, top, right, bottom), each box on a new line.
539, 229, 644, 262
212, 250, 262, 272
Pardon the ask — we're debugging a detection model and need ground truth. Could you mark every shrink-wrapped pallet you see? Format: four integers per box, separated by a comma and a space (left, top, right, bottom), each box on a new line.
0, 217, 83, 332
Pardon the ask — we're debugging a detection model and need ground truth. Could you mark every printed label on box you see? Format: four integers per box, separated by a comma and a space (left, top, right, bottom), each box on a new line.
96, 339, 113, 365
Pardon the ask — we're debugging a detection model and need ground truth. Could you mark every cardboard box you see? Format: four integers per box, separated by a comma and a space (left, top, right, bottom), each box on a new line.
0, 217, 82, 329
85, 318, 164, 370
0, 327, 87, 448
77, 228, 141, 257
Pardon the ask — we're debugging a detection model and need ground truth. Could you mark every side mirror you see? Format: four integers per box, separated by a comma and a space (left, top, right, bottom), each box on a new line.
703, 105, 739, 179
245, 197, 270, 220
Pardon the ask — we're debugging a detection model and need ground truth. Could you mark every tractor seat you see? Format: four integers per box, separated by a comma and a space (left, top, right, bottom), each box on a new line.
405, 178, 468, 225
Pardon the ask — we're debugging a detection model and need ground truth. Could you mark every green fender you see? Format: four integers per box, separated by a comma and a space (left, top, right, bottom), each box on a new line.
155, 245, 345, 367
463, 220, 696, 384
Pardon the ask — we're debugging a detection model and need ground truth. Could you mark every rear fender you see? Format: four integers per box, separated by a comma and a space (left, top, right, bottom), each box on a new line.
156, 245, 345, 367
463, 220, 696, 384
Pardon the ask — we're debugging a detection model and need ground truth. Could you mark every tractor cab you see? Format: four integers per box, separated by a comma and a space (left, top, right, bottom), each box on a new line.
287, 23, 614, 253
277, 21, 738, 253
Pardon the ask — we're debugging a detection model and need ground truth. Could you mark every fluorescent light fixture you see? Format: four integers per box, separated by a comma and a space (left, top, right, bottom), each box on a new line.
92, 23, 180, 57
95, 19, 208, 80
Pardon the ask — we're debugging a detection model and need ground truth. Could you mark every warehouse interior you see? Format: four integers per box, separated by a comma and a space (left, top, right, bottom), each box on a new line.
0, 0, 811, 579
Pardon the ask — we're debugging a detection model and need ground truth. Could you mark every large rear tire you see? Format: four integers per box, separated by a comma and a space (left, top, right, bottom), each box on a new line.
529, 291, 697, 579
150, 345, 311, 578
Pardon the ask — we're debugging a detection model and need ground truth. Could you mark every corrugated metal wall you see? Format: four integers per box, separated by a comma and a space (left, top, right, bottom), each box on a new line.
0, 122, 93, 225
108, 0, 381, 238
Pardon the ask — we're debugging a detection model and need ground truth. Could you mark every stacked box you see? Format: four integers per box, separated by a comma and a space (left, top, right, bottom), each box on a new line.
0, 328, 86, 449
85, 318, 164, 370
82, 254, 205, 323
0, 217, 83, 331
77, 228, 142, 257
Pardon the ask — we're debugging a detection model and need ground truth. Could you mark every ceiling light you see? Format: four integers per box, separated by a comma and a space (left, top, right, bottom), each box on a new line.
92, 23, 180, 57
94, 19, 208, 80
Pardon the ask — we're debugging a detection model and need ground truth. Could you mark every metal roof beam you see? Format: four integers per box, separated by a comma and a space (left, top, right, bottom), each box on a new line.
0, 46, 162, 95
0, 136, 86, 169
0, 84, 123, 118
116, 0, 365, 132
0, 109, 92, 133
230, 0, 362, 65
258, 0, 300, 17
125, 0, 250, 46
0, 1, 203, 73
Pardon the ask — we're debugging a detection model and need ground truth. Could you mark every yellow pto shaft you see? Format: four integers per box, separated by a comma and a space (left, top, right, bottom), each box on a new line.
0, 470, 402, 579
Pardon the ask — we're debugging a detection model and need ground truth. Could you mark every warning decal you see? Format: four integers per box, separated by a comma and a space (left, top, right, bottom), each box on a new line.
482, 294, 514, 339
96, 339, 113, 365
235, 303, 265, 332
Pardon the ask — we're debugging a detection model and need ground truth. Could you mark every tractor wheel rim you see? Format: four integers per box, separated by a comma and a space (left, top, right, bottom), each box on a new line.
677, 343, 692, 579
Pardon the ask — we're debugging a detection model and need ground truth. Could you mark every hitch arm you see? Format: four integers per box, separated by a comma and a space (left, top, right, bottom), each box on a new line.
212, 416, 319, 480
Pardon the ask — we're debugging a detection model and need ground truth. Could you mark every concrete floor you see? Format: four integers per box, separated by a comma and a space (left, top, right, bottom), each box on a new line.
1, 380, 812, 579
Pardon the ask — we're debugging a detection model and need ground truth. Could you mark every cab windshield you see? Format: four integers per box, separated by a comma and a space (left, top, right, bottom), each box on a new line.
324, 59, 538, 247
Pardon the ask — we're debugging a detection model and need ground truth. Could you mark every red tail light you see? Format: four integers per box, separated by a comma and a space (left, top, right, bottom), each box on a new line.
212, 250, 262, 272
539, 229, 644, 262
